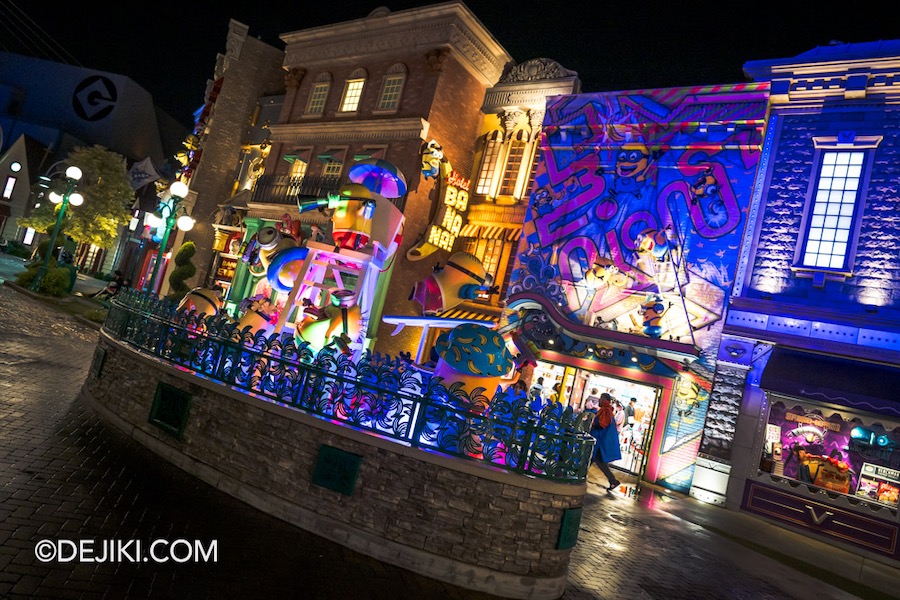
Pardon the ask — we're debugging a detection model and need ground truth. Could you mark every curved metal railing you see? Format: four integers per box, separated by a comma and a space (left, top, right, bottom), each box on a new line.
102, 289, 595, 483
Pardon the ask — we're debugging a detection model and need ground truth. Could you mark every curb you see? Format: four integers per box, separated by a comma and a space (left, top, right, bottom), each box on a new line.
4, 280, 105, 331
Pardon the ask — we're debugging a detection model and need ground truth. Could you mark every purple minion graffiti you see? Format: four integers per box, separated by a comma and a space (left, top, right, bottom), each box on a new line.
689, 166, 728, 228
638, 293, 669, 338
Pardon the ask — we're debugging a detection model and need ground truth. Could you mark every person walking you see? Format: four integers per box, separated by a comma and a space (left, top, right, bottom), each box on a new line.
624, 397, 637, 452
549, 382, 562, 404
590, 392, 622, 491
528, 377, 546, 412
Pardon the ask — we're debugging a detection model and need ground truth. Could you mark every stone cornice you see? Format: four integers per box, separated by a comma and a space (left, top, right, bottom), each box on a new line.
482, 79, 580, 112
280, 3, 511, 86
268, 117, 430, 144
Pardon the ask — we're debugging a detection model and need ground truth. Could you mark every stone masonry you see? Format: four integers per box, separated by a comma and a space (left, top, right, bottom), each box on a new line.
83, 335, 585, 598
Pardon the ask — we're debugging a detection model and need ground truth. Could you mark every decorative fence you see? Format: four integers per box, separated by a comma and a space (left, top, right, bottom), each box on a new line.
104, 289, 595, 482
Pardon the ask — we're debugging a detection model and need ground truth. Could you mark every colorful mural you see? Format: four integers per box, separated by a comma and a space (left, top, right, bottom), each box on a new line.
506, 84, 768, 492
510, 85, 767, 364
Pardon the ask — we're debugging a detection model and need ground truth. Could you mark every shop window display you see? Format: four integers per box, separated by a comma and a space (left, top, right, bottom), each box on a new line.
761, 398, 900, 508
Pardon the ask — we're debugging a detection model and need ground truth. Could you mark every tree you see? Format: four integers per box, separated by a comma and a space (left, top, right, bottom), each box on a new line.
167, 241, 197, 301
18, 145, 134, 249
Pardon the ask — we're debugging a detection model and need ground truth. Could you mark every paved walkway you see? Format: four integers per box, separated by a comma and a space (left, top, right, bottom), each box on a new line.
0, 283, 894, 599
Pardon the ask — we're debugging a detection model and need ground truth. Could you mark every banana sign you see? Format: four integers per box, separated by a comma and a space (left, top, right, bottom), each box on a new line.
407, 140, 471, 261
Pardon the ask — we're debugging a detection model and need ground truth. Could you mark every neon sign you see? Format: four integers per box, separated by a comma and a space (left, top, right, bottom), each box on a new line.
426, 171, 470, 252
408, 140, 471, 261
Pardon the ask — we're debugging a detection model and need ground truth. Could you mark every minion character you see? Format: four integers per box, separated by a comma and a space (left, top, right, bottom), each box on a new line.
298, 184, 378, 251
409, 252, 497, 316
235, 294, 278, 337
637, 294, 669, 338
294, 289, 362, 354
241, 226, 296, 277
615, 143, 653, 181
635, 227, 671, 262
689, 167, 718, 204
600, 143, 662, 199
432, 323, 515, 399
585, 257, 630, 288
689, 165, 728, 227
421, 139, 445, 180
177, 287, 224, 317
509, 331, 540, 368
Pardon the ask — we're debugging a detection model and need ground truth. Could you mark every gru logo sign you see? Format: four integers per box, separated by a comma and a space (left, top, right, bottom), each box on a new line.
72, 75, 117, 121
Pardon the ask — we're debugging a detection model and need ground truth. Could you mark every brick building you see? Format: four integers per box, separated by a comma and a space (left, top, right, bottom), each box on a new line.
189, 3, 512, 356
152, 20, 285, 296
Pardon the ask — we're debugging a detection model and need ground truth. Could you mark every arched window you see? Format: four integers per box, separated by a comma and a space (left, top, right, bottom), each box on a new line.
475, 130, 503, 196
305, 73, 332, 115
377, 64, 407, 111
340, 68, 367, 113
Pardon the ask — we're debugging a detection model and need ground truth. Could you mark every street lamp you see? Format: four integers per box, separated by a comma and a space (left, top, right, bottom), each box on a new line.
29, 165, 84, 292
146, 180, 194, 295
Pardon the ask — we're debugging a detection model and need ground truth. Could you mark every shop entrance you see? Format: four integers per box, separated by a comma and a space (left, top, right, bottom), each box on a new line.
532, 361, 662, 478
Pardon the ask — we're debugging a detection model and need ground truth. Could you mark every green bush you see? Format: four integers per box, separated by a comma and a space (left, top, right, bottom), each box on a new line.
41, 265, 73, 297
14, 265, 36, 288
167, 241, 196, 302
3, 240, 32, 259
14, 263, 74, 297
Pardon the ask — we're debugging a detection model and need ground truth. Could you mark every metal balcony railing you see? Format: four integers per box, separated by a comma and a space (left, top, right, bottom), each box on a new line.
250, 174, 407, 212
250, 174, 345, 206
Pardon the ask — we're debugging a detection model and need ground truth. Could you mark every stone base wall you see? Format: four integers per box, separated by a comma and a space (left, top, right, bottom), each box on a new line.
82, 334, 586, 599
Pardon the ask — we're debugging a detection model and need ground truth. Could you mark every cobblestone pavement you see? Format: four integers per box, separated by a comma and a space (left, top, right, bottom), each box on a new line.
0, 284, 870, 599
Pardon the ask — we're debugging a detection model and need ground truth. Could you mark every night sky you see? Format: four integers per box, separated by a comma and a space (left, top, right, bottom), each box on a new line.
2, 0, 898, 128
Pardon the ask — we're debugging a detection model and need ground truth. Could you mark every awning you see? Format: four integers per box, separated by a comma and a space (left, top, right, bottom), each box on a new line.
482, 226, 521, 241
456, 224, 522, 241
458, 223, 480, 237
439, 308, 498, 324
760, 347, 900, 417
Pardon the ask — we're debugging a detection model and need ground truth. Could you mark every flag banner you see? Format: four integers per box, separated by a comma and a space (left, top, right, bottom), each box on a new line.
129, 157, 161, 190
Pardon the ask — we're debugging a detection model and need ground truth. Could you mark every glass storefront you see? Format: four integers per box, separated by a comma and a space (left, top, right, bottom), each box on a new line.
760, 396, 900, 509
532, 360, 661, 476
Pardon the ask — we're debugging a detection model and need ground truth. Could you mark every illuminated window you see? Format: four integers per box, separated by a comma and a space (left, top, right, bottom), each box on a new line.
801, 150, 865, 270
377, 64, 406, 111
475, 133, 503, 195
305, 75, 332, 115
322, 160, 343, 178
289, 158, 308, 179
340, 69, 367, 113
498, 140, 526, 196
524, 149, 541, 200
2, 176, 15, 199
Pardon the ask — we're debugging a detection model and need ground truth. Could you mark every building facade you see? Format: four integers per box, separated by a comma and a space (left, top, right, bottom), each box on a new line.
704, 40, 900, 565
155, 20, 285, 297
504, 83, 769, 491
439, 58, 581, 322
202, 3, 512, 355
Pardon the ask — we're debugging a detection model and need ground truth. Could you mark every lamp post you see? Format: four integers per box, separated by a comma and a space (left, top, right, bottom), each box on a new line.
30, 166, 84, 292
146, 180, 194, 295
